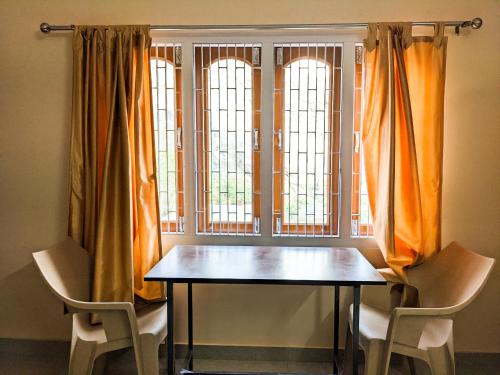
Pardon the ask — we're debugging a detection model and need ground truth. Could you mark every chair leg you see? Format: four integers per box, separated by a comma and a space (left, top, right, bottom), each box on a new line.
92, 353, 107, 375
132, 341, 145, 375
345, 325, 381, 375
140, 336, 161, 375
428, 344, 455, 375
363, 341, 384, 375
407, 356, 417, 375
68, 336, 97, 375
343, 325, 353, 374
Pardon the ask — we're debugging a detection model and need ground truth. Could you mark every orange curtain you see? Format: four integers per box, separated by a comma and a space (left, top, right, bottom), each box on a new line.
362, 23, 447, 279
68, 26, 164, 303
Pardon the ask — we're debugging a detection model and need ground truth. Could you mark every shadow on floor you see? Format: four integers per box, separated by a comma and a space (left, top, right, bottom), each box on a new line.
1, 339, 499, 375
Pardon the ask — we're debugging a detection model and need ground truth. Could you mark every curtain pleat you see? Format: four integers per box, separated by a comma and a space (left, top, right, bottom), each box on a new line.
69, 25, 164, 305
362, 23, 447, 279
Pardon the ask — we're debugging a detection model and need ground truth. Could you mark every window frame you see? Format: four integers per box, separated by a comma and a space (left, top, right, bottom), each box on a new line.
193, 44, 262, 235
350, 44, 374, 238
150, 32, 376, 246
272, 44, 342, 237
150, 44, 185, 233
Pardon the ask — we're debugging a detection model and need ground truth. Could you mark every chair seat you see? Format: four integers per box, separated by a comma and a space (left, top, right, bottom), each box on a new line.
33, 240, 169, 375
74, 301, 167, 344
346, 243, 495, 375
73, 314, 108, 343
349, 303, 453, 350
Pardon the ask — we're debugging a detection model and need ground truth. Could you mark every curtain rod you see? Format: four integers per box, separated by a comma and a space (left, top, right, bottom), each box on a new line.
40, 18, 483, 35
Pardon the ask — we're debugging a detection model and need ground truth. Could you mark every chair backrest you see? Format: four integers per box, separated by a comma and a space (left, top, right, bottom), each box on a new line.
33, 238, 139, 346
406, 242, 495, 312
32, 237, 91, 305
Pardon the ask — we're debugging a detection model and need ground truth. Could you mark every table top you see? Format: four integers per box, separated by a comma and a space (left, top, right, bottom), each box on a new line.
145, 245, 386, 286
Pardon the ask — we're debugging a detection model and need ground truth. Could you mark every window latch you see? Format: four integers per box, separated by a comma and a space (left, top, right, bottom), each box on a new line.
253, 128, 259, 150
178, 216, 185, 232
355, 45, 362, 65
351, 219, 358, 237
253, 217, 261, 234
175, 46, 182, 65
252, 47, 260, 66
276, 47, 283, 66
275, 217, 282, 234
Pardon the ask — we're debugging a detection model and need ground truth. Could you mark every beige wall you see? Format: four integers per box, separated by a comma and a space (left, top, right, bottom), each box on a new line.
1, 0, 499, 352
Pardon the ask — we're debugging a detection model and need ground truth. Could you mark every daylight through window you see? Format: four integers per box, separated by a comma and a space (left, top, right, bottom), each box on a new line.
194, 44, 262, 235
151, 44, 184, 233
351, 44, 373, 237
272, 43, 342, 237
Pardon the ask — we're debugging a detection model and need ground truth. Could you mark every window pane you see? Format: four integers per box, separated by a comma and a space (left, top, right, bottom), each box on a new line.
151, 44, 184, 233
273, 43, 341, 237
283, 58, 329, 225
194, 44, 261, 235
351, 45, 373, 238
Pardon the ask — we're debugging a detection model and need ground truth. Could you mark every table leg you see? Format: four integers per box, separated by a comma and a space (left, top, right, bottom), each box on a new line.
352, 286, 360, 375
167, 282, 175, 375
188, 282, 193, 370
333, 285, 340, 375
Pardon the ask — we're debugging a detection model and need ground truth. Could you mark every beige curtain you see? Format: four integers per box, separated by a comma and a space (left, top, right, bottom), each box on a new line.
68, 26, 164, 304
362, 23, 447, 279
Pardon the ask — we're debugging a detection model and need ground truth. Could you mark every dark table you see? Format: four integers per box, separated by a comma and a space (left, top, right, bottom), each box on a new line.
145, 245, 386, 375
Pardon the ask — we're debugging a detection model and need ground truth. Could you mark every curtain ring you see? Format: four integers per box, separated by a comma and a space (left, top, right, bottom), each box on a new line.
433, 22, 445, 48
364, 23, 378, 51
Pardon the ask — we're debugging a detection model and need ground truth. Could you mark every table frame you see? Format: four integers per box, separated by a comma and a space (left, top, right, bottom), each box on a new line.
146, 246, 385, 375
164, 282, 362, 375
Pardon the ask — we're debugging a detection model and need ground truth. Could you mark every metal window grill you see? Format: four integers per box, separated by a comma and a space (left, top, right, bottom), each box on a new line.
151, 43, 185, 233
194, 43, 262, 235
351, 44, 373, 238
272, 43, 342, 237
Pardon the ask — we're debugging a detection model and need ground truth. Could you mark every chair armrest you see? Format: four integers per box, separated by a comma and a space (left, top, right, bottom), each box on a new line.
393, 306, 455, 319
65, 299, 135, 315
67, 300, 141, 349
387, 307, 455, 346
379, 306, 455, 375
377, 268, 404, 284
65, 300, 138, 333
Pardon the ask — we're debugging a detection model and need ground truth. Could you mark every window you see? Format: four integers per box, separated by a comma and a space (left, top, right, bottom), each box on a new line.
194, 44, 262, 235
151, 44, 184, 233
272, 43, 342, 237
351, 45, 373, 237
149, 37, 370, 240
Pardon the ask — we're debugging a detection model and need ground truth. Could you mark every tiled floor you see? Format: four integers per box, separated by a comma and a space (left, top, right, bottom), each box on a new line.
1, 340, 499, 375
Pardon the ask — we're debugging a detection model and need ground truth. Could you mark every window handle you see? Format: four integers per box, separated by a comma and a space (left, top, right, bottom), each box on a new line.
354, 132, 360, 153
277, 129, 282, 151
253, 128, 259, 150
177, 127, 182, 149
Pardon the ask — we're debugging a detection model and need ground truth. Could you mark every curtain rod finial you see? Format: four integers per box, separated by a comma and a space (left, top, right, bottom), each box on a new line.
455, 17, 483, 35
40, 23, 51, 33
471, 17, 483, 29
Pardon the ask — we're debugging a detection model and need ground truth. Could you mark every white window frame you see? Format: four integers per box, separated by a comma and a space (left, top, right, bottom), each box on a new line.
272, 42, 343, 238
192, 43, 262, 236
151, 43, 185, 234
151, 30, 376, 247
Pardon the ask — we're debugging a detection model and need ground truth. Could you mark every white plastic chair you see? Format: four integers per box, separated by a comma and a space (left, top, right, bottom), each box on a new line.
32, 238, 167, 375
347, 242, 495, 375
